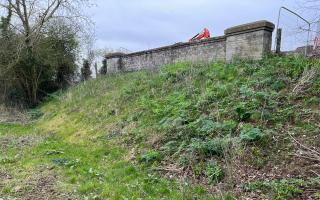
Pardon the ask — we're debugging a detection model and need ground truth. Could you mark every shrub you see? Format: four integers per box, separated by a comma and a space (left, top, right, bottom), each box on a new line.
81, 59, 92, 81
189, 117, 237, 137
240, 124, 264, 142
190, 117, 216, 136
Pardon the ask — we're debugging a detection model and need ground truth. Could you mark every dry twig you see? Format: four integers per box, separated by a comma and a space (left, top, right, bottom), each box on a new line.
289, 133, 320, 164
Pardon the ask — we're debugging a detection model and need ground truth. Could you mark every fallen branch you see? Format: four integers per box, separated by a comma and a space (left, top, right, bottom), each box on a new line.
289, 133, 320, 163
153, 166, 183, 173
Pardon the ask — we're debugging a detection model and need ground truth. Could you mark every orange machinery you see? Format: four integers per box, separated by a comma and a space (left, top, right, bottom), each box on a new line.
189, 28, 211, 42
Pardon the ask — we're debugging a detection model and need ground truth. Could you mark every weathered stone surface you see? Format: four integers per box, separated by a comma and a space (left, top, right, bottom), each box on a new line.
122, 37, 226, 72
224, 20, 275, 36
106, 57, 122, 73
226, 30, 273, 61
105, 52, 126, 59
225, 21, 274, 61
105, 20, 275, 73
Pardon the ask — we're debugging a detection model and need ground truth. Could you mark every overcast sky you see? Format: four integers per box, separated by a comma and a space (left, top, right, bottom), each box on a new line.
88, 0, 313, 52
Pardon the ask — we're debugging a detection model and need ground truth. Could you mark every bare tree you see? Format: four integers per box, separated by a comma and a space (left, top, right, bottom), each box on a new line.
0, 0, 92, 48
296, 0, 320, 22
0, 0, 93, 106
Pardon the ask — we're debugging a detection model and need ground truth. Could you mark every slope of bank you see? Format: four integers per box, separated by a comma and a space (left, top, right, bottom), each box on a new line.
0, 55, 319, 199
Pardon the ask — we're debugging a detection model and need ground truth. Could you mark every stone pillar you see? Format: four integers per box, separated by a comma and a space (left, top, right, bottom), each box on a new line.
105, 52, 125, 73
225, 20, 275, 62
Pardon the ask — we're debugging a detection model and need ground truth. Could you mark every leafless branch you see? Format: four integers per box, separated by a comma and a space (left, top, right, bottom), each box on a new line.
289, 133, 320, 164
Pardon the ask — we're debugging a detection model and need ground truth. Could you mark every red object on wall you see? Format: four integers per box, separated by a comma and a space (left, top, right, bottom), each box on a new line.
189, 28, 211, 42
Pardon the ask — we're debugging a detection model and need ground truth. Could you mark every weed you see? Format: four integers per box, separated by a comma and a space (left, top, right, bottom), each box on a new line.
235, 105, 251, 122
51, 158, 80, 168
271, 80, 287, 91
188, 138, 223, 158
140, 151, 163, 163
205, 161, 224, 185
240, 124, 264, 142
159, 141, 177, 154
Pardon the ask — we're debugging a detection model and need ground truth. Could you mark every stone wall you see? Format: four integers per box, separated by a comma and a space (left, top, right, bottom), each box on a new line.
105, 20, 275, 73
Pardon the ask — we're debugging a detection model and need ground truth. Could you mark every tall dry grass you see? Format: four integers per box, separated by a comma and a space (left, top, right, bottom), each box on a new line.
0, 105, 29, 123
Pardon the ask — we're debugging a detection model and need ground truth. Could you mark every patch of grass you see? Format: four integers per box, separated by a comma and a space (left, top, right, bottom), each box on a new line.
244, 178, 320, 200
0, 156, 18, 164
3, 129, 209, 199
0, 122, 33, 136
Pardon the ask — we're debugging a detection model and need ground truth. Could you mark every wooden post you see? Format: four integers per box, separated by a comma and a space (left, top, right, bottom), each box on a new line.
276, 28, 282, 54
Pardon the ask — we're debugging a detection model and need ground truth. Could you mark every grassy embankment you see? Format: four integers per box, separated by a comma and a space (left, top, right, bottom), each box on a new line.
0, 56, 319, 199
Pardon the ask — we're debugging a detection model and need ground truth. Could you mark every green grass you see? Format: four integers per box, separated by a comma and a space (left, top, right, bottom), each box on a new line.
1, 55, 319, 199
0, 123, 33, 136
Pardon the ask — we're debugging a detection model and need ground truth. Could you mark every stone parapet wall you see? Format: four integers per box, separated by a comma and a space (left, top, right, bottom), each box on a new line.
105, 20, 275, 73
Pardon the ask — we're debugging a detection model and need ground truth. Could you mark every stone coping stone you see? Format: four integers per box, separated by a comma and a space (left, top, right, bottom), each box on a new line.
105, 36, 226, 58
225, 20, 275, 36
105, 52, 126, 59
